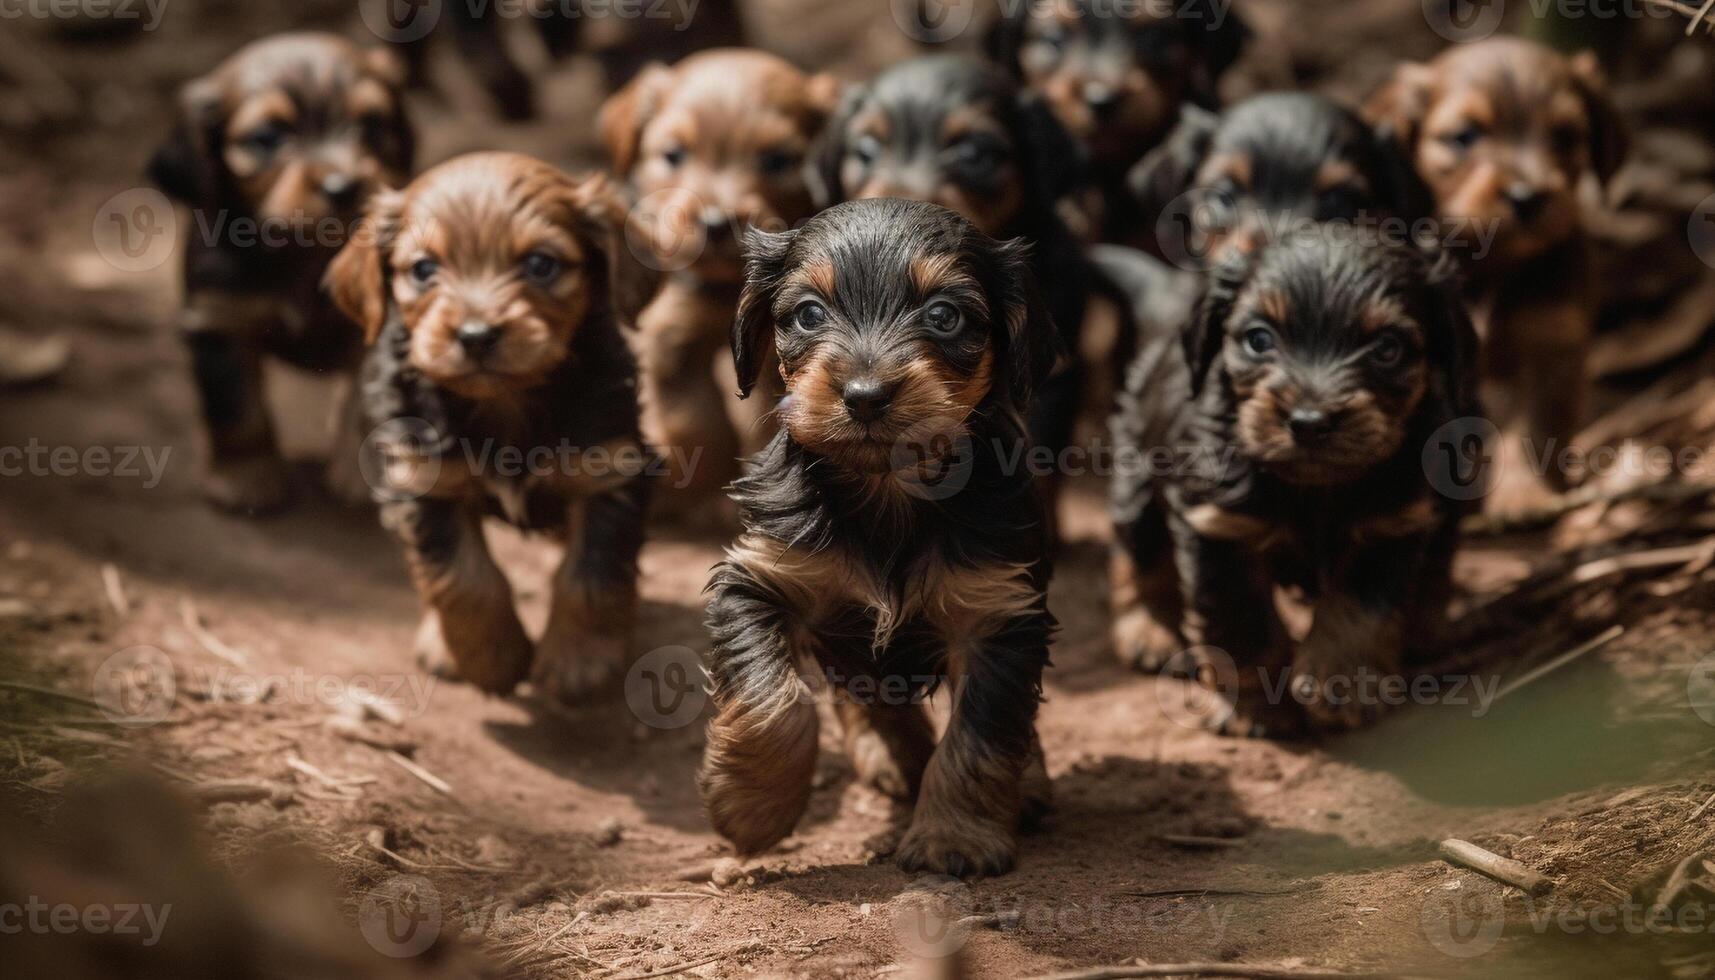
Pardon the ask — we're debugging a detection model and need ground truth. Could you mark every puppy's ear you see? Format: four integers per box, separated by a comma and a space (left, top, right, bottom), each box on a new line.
148, 75, 222, 205
1183, 0, 1251, 104
1364, 61, 1436, 153
811, 83, 865, 209
565, 174, 660, 328
1569, 51, 1628, 186
733, 227, 795, 399
599, 63, 675, 174
364, 45, 409, 88
1369, 122, 1437, 227
805, 72, 842, 121
1183, 250, 1246, 397
990, 237, 1063, 409
1127, 105, 1218, 225
324, 189, 402, 345
1018, 91, 1085, 205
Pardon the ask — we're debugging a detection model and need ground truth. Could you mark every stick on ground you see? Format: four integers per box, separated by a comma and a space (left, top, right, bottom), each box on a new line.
1028, 963, 1416, 979
1439, 839, 1555, 896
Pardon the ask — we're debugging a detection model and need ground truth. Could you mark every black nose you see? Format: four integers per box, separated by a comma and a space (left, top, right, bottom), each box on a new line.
456, 322, 502, 358
1084, 83, 1121, 115
1287, 408, 1336, 446
1506, 184, 1546, 222
699, 208, 732, 237
321, 174, 360, 209
842, 379, 894, 424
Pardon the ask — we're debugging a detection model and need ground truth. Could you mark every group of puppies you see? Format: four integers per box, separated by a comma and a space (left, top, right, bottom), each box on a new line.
147, 2, 1624, 878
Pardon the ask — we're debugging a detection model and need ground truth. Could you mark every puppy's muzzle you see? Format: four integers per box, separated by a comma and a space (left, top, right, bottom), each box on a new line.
1505, 183, 1548, 223
456, 320, 503, 360
1287, 406, 1339, 447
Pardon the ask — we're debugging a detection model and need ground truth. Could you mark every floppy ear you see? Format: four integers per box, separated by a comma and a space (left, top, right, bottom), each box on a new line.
733, 227, 796, 399
363, 45, 409, 88
599, 63, 675, 174
990, 237, 1063, 409
565, 174, 661, 328
1017, 91, 1086, 206
1369, 121, 1437, 226
1183, 0, 1250, 105
1569, 50, 1628, 186
1363, 61, 1436, 155
148, 75, 223, 205
1183, 250, 1246, 397
324, 190, 401, 345
811, 83, 865, 208
1127, 105, 1218, 224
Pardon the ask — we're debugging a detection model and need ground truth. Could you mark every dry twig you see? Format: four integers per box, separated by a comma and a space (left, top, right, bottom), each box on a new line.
1440, 839, 1555, 896
179, 598, 249, 666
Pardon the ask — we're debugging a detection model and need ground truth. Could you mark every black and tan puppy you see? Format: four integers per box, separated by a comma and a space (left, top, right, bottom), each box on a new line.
699, 199, 1061, 876
814, 54, 1092, 518
1109, 226, 1480, 735
600, 49, 839, 506
325, 153, 656, 704
149, 33, 414, 513
987, 0, 1248, 243
1367, 38, 1626, 516
1129, 91, 1435, 266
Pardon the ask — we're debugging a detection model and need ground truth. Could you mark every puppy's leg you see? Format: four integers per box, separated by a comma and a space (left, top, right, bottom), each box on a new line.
322, 369, 374, 507
1019, 727, 1053, 830
699, 565, 819, 855
1109, 524, 1184, 672
636, 287, 740, 503
535, 478, 649, 704
1489, 299, 1590, 514
181, 295, 289, 514
1169, 514, 1296, 738
896, 613, 1050, 878
384, 498, 532, 694
835, 696, 935, 802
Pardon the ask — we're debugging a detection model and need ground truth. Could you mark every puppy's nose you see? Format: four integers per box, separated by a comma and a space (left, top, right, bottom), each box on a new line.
1083, 82, 1121, 115
842, 379, 894, 424
699, 208, 732, 238
1505, 184, 1547, 222
1287, 408, 1337, 446
456, 321, 502, 358
320, 173, 361, 209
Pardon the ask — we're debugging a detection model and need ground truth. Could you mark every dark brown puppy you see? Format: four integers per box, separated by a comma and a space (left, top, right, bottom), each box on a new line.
149, 33, 414, 514
988, 0, 1247, 243
326, 153, 656, 704
600, 49, 839, 505
700, 199, 1060, 877
1366, 38, 1626, 516
1109, 225, 1481, 735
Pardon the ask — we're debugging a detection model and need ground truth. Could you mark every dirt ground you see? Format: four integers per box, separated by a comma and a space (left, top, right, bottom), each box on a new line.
6, 2, 1715, 978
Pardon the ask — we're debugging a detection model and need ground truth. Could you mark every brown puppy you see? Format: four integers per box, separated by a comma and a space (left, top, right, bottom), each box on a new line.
1367, 38, 1626, 515
149, 33, 414, 514
326, 153, 656, 704
600, 49, 839, 505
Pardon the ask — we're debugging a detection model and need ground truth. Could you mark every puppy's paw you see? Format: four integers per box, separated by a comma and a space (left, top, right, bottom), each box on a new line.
532, 630, 628, 706
1207, 686, 1306, 740
895, 813, 1017, 879
203, 456, 291, 515
1018, 749, 1053, 831
848, 726, 917, 800
414, 613, 459, 679
1112, 608, 1181, 672
421, 605, 533, 695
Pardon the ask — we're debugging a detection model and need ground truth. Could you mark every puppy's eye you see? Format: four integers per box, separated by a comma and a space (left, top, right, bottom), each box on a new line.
521, 251, 563, 285
242, 123, 289, 156
1317, 184, 1363, 218
1442, 124, 1483, 152
409, 258, 438, 284
923, 301, 964, 337
794, 301, 829, 332
853, 134, 885, 166
759, 148, 800, 177
1369, 330, 1409, 367
1241, 326, 1276, 356
662, 146, 687, 168
950, 137, 1006, 172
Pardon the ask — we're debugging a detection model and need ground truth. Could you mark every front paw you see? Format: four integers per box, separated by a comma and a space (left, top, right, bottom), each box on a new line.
203, 455, 291, 515
1291, 636, 1400, 732
417, 605, 533, 695
1112, 607, 1181, 672
895, 812, 1017, 878
532, 629, 628, 706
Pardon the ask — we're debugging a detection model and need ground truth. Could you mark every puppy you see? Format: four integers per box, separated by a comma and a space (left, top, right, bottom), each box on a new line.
1366, 38, 1626, 515
325, 153, 657, 704
1129, 92, 1435, 266
600, 49, 839, 504
987, 0, 1248, 242
814, 54, 1092, 517
149, 33, 414, 514
1109, 225, 1480, 735
699, 199, 1061, 876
